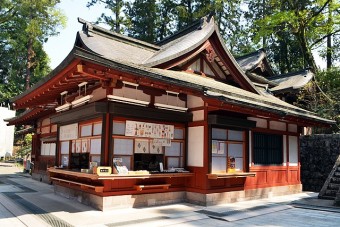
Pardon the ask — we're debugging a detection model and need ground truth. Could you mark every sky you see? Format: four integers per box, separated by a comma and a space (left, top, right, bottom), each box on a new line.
43, 0, 110, 69
44, 0, 327, 70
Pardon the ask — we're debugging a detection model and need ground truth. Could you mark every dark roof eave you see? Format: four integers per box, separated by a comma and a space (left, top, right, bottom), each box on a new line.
10, 48, 79, 103
205, 93, 335, 126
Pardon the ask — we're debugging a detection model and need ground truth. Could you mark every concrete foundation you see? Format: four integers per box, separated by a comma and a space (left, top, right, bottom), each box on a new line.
187, 184, 302, 206
54, 184, 302, 210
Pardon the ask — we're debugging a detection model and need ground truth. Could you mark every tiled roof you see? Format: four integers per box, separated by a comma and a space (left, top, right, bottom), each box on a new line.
77, 18, 158, 65
236, 49, 267, 72
270, 69, 314, 94
143, 16, 215, 67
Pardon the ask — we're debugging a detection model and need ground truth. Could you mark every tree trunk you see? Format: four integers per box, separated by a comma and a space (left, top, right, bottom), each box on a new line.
115, 0, 120, 33
26, 37, 33, 90
327, 35, 332, 69
296, 29, 318, 72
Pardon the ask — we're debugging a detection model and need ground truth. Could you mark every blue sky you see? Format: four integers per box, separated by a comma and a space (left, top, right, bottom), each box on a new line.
43, 0, 110, 69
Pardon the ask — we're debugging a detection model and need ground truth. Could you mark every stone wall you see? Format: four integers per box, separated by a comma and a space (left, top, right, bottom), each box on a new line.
300, 134, 340, 192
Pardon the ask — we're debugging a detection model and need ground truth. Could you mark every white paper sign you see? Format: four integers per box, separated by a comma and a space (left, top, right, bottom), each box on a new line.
60, 123, 78, 141
125, 120, 174, 139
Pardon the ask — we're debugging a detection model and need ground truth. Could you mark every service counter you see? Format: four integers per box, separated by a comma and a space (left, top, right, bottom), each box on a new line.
48, 167, 194, 195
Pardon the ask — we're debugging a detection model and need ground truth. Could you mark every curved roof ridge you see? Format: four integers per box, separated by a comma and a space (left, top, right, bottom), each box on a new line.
270, 68, 312, 80
77, 17, 160, 51
142, 15, 216, 67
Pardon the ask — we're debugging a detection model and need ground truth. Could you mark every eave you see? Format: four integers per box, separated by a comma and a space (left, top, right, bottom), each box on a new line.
6, 108, 54, 126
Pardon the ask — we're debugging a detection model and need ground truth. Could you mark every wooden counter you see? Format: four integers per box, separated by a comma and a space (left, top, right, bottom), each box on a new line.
48, 167, 194, 180
207, 172, 256, 179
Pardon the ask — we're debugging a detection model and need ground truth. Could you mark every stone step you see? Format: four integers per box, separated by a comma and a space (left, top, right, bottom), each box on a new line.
331, 177, 340, 183
334, 172, 340, 177
328, 183, 340, 190
325, 189, 338, 197
318, 195, 336, 200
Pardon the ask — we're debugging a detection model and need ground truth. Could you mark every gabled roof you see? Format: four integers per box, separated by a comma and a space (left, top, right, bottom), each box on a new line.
143, 17, 215, 67
236, 48, 275, 77
77, 18, 159, 65
270, 69, 314, 94
8, 16, 333, 127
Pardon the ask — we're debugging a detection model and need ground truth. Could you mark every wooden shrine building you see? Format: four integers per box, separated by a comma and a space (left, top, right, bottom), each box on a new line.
7, 15, 334, 210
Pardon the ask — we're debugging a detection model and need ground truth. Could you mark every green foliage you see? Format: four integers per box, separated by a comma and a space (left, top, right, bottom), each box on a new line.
296, 68, 340, 132
0, 0, 65, 104
249, 0, 340, 73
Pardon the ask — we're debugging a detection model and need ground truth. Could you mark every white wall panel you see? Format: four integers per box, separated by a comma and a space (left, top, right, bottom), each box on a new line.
187, 126, 204, 167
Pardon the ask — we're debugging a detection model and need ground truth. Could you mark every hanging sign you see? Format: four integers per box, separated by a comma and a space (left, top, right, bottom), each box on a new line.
59, 123, 78, 141
125, 120, 174, 139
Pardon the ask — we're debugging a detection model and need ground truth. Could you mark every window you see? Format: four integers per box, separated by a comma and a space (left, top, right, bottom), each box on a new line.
61, 121, 102, 168
253, 132, 283, 165
41, 142, 56, 156
112, 120, 185, 171
211, 128, 245, 173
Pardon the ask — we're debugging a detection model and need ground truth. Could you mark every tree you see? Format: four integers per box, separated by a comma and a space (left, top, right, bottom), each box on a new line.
125, 0, 158, 42
87, 0, 127, 33
253, 0, 340, 73
0, 0, 65, 104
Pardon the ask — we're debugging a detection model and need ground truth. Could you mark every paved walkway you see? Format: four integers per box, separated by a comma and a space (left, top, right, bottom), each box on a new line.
1, 163, 340, 227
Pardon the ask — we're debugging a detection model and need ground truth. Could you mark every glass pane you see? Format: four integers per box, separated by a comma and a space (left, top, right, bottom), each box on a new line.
91, 155, 101, 166
113, 121, 126, 135
174, 128, 184, 139
81, 139, 89, 153
61, 155, 69, 167
235, 157, 243, 171
113, 156, 131, 170
50, 143, 56, 156
212, 141, 227, 156
212, 128, 227, 140
165, 142, 181, 156
90, 139, 101, 154
93, 123, 102, 135
212, 157, 226, 172
167, 157, 180, 168
81, 125, 92, 137
113, 138, 133, 155
60, 141, 69, 154
228, 130, 243, 141
228, 143, 243, 158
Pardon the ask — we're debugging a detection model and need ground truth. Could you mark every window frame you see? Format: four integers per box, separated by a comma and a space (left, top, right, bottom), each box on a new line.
252, 132, 283, 166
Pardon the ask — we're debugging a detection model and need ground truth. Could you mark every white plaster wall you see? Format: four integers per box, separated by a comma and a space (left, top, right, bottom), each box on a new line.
91, 87, 107, 102
289, 136, 298, 166
41, 117, 51, 126
248, 131, 252, 167
188, 59, 200, 71
192, 110, 204, 122
155, 94, 186, 107
203, 61, 213, 75
288, 124, 298, 133
0, 107, 15, 157
187, 95, 204, 108
247, 117, 267, 128
112, 86, 150, 102
283, 135, 287, 166
269, 121, 286, 131
187, 126, 204, 167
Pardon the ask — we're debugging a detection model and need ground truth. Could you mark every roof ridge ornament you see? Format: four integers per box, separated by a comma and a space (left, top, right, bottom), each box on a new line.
83, 22, 93, 37
198, 12, 214, 30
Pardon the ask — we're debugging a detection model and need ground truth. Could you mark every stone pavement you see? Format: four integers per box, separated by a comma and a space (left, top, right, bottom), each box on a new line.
1, 163, 340, 227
